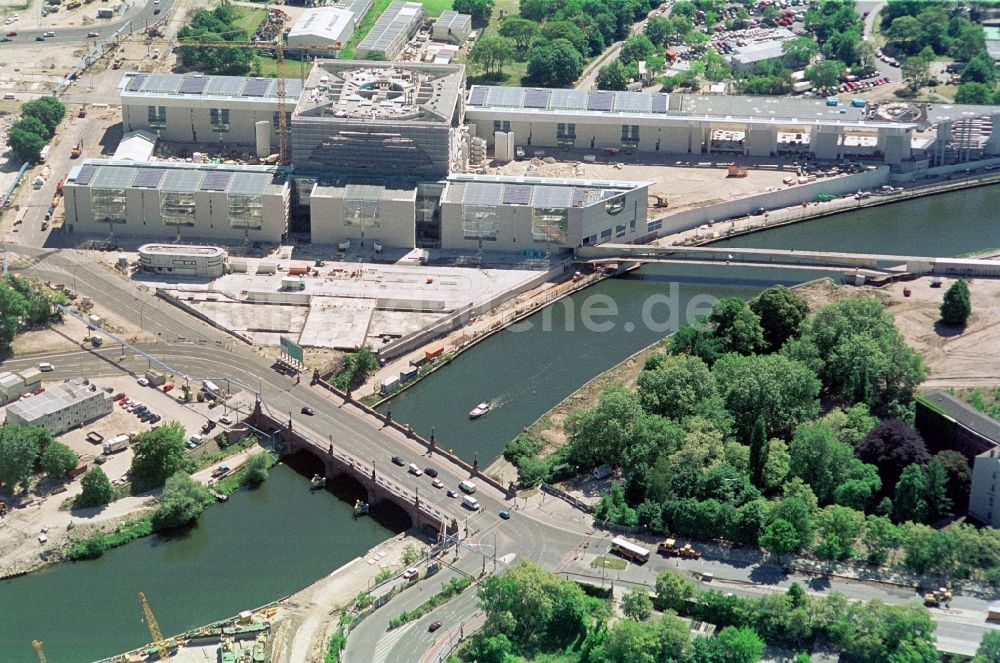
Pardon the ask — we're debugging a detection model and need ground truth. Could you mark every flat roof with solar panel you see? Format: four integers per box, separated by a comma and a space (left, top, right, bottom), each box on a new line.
119, 72, 303, 104
444, 173, 648, 209
65, 159, 283, 196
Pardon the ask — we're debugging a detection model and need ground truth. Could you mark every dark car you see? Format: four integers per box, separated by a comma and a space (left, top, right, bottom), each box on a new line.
87, 31, 99, 37
1, 37, 10, 42
35, 36, 44, 41
301, 406, 316, 416
428, 621, 442, 632
499, 510, 511, 520
391, 455, 405, 466
446, 489, 458, 498
149, 414, 161, 424
424, 467, 439, 478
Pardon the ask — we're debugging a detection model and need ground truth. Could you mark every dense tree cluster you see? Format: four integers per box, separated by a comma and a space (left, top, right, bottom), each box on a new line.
0, 424, 57, 494
151, 472, 214, 530
7, 97, 66, 162
506, 287, 1000, 584
177, 4, 255, 76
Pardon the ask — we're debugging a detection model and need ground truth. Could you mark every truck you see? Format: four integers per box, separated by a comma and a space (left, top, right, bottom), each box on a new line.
923, 587, 953, 607
71, 141, 82, 158
39, 145, 50, 161
103, 435, 130, 454
657, 539, 701, 559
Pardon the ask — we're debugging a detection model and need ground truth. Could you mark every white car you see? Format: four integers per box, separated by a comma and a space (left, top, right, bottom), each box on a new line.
219, 415, 233, 426
137, 377, 149, 386
431, 478, 444, 489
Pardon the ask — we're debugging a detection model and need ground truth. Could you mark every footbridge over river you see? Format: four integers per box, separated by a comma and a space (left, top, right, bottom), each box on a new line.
578, 244, 1000, 278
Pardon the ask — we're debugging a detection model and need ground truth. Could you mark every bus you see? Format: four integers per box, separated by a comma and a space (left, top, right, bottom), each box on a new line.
610, 537, 650, 565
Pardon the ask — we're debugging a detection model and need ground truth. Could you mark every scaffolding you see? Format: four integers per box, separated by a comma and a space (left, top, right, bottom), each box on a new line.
90, 187, 127, 223
159, 191, 197, 226
228, 194, 265, 229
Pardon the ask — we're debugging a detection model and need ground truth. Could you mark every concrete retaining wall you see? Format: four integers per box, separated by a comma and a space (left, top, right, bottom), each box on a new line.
156, 289, 253, 344
651, 167, 889, 238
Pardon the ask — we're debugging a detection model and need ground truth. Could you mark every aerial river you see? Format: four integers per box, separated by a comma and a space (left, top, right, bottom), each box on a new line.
0, 185, 997, 662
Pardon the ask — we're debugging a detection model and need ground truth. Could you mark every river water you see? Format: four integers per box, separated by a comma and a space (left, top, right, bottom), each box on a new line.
2, 185, 997, 662
379, 185, 1000, 462
0, 465, 401, 662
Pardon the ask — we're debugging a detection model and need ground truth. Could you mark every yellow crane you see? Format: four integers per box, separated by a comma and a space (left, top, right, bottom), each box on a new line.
32, 640, 46, 663
175, 39, 342, 166
138, 591, 171, 660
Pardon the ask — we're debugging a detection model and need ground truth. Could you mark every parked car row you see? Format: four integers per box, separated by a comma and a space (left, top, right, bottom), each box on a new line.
875, 49, 901, 68
115, 393, 160, 424
839, 77, 890, 93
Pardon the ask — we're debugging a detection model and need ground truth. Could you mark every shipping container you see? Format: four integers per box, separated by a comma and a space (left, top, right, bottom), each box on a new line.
399, 368, 417, 383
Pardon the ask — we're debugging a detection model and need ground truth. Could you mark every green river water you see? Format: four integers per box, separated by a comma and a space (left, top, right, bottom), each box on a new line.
1, 185, 997, 661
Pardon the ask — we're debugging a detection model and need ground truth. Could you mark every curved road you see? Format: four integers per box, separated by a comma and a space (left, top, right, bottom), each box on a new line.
0, 0, 175, 44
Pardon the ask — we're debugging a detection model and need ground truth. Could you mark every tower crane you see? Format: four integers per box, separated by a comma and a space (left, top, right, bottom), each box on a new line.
32, 640, 46, 663
138, 591, 171, 660
173, 39, 342, 166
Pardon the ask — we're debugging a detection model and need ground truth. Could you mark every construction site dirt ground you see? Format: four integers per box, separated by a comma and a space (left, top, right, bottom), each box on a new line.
492, 151, 805, 215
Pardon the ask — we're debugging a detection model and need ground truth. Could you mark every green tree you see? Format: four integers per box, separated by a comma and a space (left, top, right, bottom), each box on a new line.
940, 278, 971, 326
782, 37, 819, 68
749, 285, 809, 352
815, 504, 864, 560
645, 16, 676, 46
821, 404, 878, 448
499, 17, 539, 54
620, 35, 656, 65
597, 60, 629, 90
961, 54, 998, 86
804, 59, 844, 89
636, 354, 726, 427
454, 0, 494, 27
973, 631, 1000, 663
242, 452, 271, 486
130, 422, 192, 492
471, 633, 514, 663
470, 36, 516, 78
893, 464, 928, 524
762, 439, 790, 493
788, 420, 859, 505
76, 467, 116, 508
621, 586, 653, 621
565, 385, 642, 468
760, 518, 801, 556
0, 282, 26, 350
0, 425, 41, 494
526, 39, 583, 88
956, 82, 993, 104
923, 458, 952, 521
708, 298, 765, 356
364, 51, 387, 61
713, 353, 821, 441
715, 626, 765, 663
151, 471, 213, 530
541, 20, 589, 56
748, 416, 768, 490
901, 523, 956, 575
7, 118, 49, 162
861, 514, 901, 565
901, 48, 933, 94
40, 441, 78, 478
21, 97, 66, 135
594, 614, 689, 663
655, 571, 696, 612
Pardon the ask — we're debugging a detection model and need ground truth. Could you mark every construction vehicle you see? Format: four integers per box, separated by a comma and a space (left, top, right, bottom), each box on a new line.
33, 640, 46, 663
71, 141, 82, 158
138, 591, 173, 659
726, 164, 748, 177
648, 194, 669, 208
923, 587, 953, 607
657, 538, 679, 555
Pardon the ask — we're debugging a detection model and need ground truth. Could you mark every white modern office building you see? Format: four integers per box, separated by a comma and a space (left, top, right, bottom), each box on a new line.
138, 244, 228, 278
64, 160, 290, 242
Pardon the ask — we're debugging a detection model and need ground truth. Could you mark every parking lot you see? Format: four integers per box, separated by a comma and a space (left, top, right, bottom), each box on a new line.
4, 374, 256, 485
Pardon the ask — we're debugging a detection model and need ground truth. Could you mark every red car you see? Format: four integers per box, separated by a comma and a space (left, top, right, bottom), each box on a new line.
5, 30, 16, 37
114, 392, 126, 401
428, 621, 442, 632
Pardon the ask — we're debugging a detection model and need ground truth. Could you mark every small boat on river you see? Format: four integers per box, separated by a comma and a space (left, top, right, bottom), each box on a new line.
469, 401, 491, 419
310, 474, 326, 490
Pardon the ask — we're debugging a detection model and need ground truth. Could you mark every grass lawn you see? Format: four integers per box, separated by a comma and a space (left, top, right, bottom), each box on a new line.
468, 0, 528, 86
254, 54, 314, 80
339, 0, 393, 59
591, 555, 628, 571
232, 7, 266, 36
420, 0, 453, 17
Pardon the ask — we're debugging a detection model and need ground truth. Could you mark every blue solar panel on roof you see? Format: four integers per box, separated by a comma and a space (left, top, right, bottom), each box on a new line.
549, 88, 588, 110
523, 89, 551, 108
502, 184, 532, 205
126, 74, 147, 92
200, 171, 232, 191
242, 78, 270, 97
613, 92, 652, 113
587, 91, 614, 112
651, 94, 668, 113
133, 168, 165, 188
75, 164, 97, 185
468, 87, 487, 106
178, 77, 207, 94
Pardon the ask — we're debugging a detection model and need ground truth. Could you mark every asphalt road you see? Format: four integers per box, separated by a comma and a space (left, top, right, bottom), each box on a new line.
0, 0, 176, 44
4, 248, 998, 658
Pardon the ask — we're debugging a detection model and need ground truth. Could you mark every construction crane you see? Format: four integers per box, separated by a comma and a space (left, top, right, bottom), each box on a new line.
32, 640, 46, 663
138, 591, 171, 660
174, 39, 342, 166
